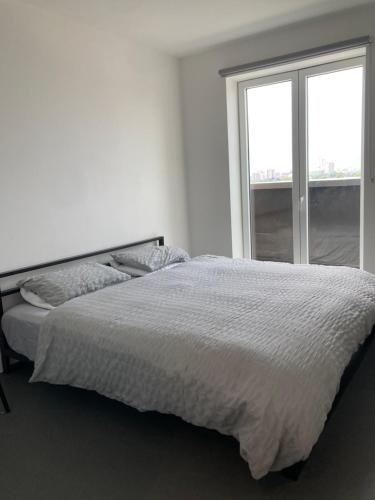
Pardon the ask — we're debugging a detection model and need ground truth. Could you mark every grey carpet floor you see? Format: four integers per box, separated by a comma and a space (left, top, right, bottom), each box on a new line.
1, 343, 375, 500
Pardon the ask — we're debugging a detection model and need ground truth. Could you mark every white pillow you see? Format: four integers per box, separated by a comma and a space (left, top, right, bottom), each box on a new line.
110, 261, 181, 277
110, 261, 148, 277
18, 262, 130, 307
111, 245, 190, 273
20, 288, 55, 310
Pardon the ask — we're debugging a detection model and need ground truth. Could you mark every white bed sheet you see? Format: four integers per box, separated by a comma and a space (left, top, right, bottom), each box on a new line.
1, 304, 49, 361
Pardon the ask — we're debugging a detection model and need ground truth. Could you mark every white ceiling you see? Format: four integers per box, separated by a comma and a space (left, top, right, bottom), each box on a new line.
20, 0, 375, 56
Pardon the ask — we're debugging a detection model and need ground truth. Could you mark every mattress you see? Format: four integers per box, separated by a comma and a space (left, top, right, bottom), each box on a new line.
1, 304, 49, 361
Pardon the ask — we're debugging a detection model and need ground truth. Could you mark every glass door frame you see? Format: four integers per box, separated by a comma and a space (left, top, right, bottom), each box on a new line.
238, 71, 301, 262
298, 56, 365, 265
238, 56, 365, 266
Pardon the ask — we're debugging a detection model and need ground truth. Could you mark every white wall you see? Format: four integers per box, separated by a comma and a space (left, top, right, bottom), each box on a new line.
180, 3, 375, 273
0, 0, 189, 272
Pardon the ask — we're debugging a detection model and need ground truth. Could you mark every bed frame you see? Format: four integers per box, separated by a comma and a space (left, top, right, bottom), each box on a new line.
0, 235, 373, 480
0, 236, 164, 373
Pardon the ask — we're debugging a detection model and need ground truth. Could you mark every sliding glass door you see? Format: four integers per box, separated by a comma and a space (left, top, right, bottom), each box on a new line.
239, 73, 298, 263
239, 57, 365, 267
301, 61, 364, 267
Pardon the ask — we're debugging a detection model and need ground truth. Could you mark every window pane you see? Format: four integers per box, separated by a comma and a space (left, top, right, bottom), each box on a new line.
247, 80, 294, 263
307, 67, 363, 267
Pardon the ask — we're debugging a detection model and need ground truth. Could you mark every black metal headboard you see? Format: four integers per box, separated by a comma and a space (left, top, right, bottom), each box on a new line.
0, 235, 164, 299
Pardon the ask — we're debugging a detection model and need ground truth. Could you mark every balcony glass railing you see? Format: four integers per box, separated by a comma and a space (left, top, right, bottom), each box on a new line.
250, 178, 360, 267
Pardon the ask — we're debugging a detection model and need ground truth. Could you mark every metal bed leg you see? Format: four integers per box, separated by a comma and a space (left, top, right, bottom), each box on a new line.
0, 381, 10, 414
1, 353, 10, 374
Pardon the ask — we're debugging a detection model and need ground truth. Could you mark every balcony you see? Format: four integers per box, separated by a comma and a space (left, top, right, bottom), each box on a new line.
250, 178, 360, 267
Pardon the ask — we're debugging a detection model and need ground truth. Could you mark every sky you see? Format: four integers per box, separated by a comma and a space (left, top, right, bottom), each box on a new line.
246, 65, 363, 180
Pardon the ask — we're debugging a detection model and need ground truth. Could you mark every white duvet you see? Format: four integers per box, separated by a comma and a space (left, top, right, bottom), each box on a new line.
30, 256, 375, 478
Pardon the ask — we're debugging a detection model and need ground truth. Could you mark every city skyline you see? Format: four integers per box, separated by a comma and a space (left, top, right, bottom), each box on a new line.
250, 158, 361, 183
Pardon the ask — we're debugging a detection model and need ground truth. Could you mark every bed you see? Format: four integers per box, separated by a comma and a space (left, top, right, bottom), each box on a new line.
1, 236, 375, 480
